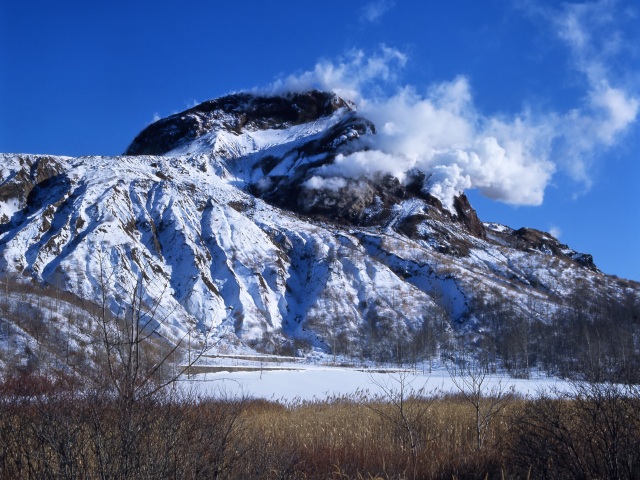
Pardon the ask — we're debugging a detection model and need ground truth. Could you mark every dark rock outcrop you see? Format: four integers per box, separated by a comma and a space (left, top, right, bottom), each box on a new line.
509, 227, 599, 271
0, 156, 63, 224
453, 194, 485, 239
125, 90, 351, 156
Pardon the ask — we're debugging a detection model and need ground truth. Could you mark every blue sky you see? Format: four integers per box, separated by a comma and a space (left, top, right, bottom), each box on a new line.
1, 0, 639, 281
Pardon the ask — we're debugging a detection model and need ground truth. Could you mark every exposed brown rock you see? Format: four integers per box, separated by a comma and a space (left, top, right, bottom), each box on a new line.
509, 227, 598, 271
125, 90, 351, 156
453, 194, 486, 239
0, 156, 63, 226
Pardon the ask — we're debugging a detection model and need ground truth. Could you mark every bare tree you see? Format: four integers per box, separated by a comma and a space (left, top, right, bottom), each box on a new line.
446, 355, 514, 451
364, 371, 437, 480
90, 246, 214, 402
513, 381, 640, 479
82, 247, 216, 479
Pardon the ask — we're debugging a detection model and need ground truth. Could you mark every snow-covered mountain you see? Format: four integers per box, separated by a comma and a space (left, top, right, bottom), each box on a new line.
0, 90, 638, 369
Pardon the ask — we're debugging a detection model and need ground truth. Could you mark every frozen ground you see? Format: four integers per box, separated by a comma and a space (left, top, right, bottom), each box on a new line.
182, 355, 572, 402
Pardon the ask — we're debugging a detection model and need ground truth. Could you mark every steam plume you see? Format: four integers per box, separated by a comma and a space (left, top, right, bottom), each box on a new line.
271, 1, 638, 210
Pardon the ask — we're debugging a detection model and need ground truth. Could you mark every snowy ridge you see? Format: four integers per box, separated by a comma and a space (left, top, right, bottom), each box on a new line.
167, 109, 346, 161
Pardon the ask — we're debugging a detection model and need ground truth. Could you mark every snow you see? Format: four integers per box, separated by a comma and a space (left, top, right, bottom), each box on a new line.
0, 100, 629, 366
484, 222, 510, 233
167, 109, 346, 171
185, 363, 572, 402
0, 143, 604, 358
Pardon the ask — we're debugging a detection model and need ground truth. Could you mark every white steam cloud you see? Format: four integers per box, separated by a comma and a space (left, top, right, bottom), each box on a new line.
302, 176, 348, 191
549, 226, 562, 239
361, 0, 395, 23
313, 80, 556, 210
549, 0, 639, 186
272, 1, 638, 211
270, 46, 407, 103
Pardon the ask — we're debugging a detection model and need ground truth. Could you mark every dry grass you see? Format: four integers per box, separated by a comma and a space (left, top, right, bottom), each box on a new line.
242, 395, 521, 479
1, 374, 639, 479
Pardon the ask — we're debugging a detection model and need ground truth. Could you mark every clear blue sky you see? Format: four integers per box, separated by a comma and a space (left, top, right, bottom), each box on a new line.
1, 0, 639, 281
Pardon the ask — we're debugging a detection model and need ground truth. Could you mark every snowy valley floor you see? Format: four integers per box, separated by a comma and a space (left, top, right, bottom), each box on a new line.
182, 354, 573, 401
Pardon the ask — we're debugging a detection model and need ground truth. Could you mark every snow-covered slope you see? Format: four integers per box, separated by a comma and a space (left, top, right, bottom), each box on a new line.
0, 90, 637, 367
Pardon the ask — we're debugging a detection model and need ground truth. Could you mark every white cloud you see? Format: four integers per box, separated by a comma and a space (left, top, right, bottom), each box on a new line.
303, 176, 348, 191
274, 0, 638, 210
549, 0, 639, 184
287, 52, 557, 210
269, 46, 407, 102
361, 0, 395, 23
549, 226, 562, 239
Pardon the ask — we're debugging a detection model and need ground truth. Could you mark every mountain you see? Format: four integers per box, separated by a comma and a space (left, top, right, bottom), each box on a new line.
0, 90, 638, 376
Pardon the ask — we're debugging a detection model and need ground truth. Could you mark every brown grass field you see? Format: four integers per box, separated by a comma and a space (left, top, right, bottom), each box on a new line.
1, 373, 639, 479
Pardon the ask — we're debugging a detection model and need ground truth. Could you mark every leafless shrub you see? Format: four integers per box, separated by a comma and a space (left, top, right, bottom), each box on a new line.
511, 382, 640, 479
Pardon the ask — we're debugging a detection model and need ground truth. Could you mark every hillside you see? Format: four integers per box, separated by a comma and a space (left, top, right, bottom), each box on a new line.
0, 90, 638, 378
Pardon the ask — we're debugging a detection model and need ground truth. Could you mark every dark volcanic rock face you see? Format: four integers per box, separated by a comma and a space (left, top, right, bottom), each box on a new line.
453, 194, 486, 239
484, 226, 599, 271
509, 227, 598, 271
125, 90, 351, 156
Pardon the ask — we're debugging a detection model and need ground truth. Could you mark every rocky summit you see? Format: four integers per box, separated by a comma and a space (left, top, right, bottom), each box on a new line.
0, 90, 638, 373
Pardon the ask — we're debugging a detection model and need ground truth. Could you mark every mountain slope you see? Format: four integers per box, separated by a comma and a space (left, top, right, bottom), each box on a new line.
0, 90, 638, 372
